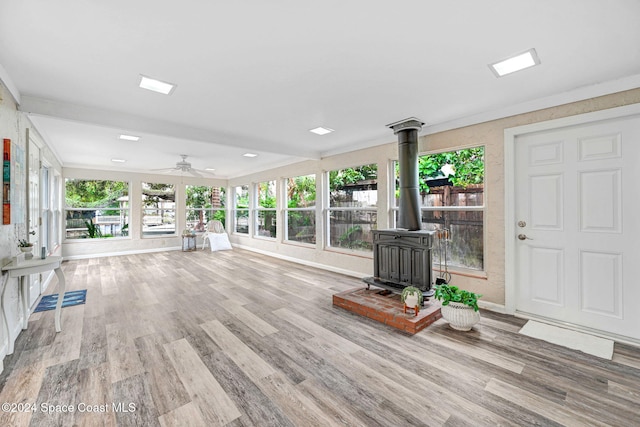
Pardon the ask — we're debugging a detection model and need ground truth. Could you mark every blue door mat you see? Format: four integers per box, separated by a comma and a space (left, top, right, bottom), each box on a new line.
33, 290, 87, 313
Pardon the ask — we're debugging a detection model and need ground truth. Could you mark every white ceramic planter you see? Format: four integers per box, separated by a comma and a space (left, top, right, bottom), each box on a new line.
440, 302, 480, 331
404, 294, 419, 308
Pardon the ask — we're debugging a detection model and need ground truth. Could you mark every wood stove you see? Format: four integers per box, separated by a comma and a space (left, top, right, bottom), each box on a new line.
363, 118, 435, 299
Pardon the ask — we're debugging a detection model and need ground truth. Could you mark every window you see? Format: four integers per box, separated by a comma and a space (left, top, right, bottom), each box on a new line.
255, 180, 276, 238
185, 185, 226, 232
41, 167, 61, 253
328, 164, 377, 252
51, 172, 61, 249
393, 146, 485, 270
285, 174, 316, 244
65, 179, 129, 239
41, 167, 50, 250
233, 185, 249, 234
142, 182, 175, 236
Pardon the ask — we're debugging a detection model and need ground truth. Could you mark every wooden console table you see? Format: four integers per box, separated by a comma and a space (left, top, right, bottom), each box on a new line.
1, 256, 65, 354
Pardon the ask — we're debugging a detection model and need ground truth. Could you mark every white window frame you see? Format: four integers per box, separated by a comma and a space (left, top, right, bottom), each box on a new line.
65, 178, 131, 240
390, 146, 485, 272
283, 174, 316, 246
141, 181, 175, 237
232, 184, 250, 235
325, 164, 378, 253
254, 180, 277, 239
185, 185, 226, 233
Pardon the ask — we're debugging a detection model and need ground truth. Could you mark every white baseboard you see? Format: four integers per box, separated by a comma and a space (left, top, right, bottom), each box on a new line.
63, 246, 182, 261
233, 244, 367, 280
478, 300, 508, 314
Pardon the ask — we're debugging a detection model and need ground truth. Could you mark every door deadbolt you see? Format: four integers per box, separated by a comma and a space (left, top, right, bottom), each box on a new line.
517, 221, 526, 228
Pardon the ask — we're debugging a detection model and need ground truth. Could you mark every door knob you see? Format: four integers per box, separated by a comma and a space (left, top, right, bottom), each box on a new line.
517, 234, 533, 240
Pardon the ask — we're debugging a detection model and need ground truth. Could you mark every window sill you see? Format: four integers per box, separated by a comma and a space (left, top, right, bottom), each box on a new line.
324, 246, 373, 259
433, 267, 487, 280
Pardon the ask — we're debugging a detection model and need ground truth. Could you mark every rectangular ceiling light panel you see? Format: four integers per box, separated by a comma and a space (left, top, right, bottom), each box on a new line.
119, 134, 140, 141
490, 48, 540, 77
310, 126, 334, 135
139, 75, 176, 95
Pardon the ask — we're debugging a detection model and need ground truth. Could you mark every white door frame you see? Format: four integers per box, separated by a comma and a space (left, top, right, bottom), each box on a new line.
504, 102, 640, 317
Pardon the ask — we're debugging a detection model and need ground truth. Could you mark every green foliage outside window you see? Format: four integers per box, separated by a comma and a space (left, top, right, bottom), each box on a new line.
329, 164, 377, 192
393, 147, 484, 194
65, 179, 128, 209
287, 175, 315, 208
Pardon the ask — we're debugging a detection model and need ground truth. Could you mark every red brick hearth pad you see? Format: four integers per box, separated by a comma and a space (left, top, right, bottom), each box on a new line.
333, 287, 442, 334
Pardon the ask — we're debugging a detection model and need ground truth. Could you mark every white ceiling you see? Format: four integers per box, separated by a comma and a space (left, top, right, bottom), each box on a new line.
1, 1, 639, 178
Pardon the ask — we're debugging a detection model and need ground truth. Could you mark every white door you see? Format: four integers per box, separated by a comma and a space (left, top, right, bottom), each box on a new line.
514, 115, 640, 340
27, 138, 41, 308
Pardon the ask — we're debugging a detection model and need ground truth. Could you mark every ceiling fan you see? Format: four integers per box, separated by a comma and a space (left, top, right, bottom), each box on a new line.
152, 154, 214, 177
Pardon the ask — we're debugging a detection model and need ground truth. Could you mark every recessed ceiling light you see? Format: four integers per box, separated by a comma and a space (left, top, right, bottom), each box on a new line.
139, 75, 176, 95
119, 134, 140, 141
205, 168, 216, 171
111, 158, 126, 163
310, 126, 334, 135
489, 48, 540, 77
243, 153, 258, 158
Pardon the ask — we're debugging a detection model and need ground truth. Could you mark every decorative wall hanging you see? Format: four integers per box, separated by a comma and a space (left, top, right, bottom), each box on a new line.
3, 138, 10, 224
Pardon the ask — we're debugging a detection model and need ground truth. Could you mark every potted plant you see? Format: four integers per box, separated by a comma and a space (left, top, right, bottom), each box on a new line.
401, 286, 423, 316
18, 239, 34, 257
434, 284, 482, 331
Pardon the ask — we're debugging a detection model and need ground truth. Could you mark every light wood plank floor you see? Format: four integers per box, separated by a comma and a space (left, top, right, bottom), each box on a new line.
1, 249, 639, 426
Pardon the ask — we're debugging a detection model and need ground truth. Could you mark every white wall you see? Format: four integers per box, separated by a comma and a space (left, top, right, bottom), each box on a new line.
0, 81, 63, 364
62, 87, 640, 304
62, 168, 228, 259
227, 144, 397, 278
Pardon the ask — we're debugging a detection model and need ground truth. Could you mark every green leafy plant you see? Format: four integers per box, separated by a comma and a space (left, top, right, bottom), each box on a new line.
18, 239, 33, 247
338, 225, 369, 249
401, 286, 424, 307
434, 284, 482, 311
85, 220, 102, 238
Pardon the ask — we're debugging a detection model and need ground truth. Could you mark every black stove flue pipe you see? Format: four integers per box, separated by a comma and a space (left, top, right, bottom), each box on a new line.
387, 117, 424, 231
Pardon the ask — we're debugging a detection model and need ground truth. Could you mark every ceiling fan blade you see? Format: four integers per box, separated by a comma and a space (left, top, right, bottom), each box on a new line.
150, 167, 178, 172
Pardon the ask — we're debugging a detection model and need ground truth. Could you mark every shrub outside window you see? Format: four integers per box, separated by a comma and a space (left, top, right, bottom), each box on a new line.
255, 180, 276, 238
142, 182, 175, 236
285, 174, 316, 244
233, 185, 249, 234
328, 164, 377, 252
65, 179, 129, 239
186, 185, 226, 232
393, 146, 485, 270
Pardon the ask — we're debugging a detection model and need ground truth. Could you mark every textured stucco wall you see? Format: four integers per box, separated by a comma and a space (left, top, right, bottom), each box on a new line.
421, 88, 640, 304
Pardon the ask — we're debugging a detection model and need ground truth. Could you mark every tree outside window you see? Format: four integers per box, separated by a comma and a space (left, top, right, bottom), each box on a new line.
65, 179, 129, 239
142, 182, 175, 236
394, 146, 485, 270
255, 180, 276, 238
328, 164, 377, 251
185, 185, 226, 232
233, 185, 249, 234
285, 174, 316, 244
